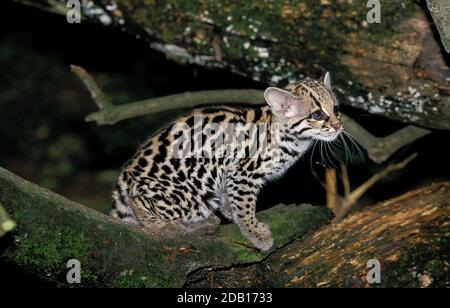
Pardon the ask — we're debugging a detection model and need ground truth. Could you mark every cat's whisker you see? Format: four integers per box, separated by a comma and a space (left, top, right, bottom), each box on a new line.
343, 131, 365, 162
310, 139, 319, 170
321, 141, 334, 168
329, 139, 344, 160
327, 141, 340, 162
339, 134, 351, 164
342, 133, 357, 160
330, 138, 348, 164
322, 141, 330, 167
319, 141, 326, 167
336, 140, 349, 164
324, 141, 339, 168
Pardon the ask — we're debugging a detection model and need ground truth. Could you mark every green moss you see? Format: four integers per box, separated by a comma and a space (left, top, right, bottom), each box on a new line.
4, 226, 98, 286
206, 204, 332, 263
111, 263, 172, 288
2, 221, 180, 287
263, 204, 332, 245
116, 0, 416, 86
0, 166, 332, 287
221, 229, 264, 263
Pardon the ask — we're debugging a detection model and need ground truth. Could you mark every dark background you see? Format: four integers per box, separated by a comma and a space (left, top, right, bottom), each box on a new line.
0, 1, 449, 286
1, 1, 448, 211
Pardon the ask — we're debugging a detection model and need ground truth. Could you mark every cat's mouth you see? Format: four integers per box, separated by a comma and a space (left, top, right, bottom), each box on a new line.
317, 127, 343, 141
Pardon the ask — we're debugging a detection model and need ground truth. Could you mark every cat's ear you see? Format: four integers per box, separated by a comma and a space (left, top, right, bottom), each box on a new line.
322, 71, 331, 88
264, 87, 308, 121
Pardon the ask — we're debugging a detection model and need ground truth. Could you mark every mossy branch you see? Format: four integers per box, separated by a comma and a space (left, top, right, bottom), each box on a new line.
73, 66, 430, 164
0, 166, 330, 287
1, 166, 448, 287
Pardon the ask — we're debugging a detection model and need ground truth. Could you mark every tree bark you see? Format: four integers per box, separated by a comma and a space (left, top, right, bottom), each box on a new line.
186, 182, 450, 288
0, 166, 330, 287
0, 166, 448, 287
426, 0, 450, 52
13, 0, 450, 130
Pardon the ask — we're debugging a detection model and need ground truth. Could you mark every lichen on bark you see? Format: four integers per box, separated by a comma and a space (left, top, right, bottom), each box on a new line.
12, 0, 450, 129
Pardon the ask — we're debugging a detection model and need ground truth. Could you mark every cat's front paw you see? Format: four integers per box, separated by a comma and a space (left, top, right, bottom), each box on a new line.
247, 223, 273, 252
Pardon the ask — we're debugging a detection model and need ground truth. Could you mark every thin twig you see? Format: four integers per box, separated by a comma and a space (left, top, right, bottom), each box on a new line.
71, 65, 112, 110
311, 165, 327, 190
340, 114, 430, 163
334, 153, 418, 221
325, 168, 337, 211
86, 89, 264, 125
340, 163, 351, 197
212, 34, 223, 62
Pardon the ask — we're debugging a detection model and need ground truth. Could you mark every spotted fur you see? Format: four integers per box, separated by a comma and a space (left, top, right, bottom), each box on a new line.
111, 73, 343, 251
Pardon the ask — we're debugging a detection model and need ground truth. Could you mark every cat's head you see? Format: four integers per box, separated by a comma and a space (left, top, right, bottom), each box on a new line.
264, 72, 343, 141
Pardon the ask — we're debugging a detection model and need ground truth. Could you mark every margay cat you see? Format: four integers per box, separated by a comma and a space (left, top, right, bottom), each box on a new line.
111, 72, 343, 251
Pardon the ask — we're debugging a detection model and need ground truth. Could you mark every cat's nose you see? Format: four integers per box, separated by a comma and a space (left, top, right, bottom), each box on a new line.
331, 122, 342, 131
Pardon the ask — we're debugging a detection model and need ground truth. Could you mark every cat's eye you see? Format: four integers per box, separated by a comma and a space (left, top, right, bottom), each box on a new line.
312, 110, 325, 121
333, 105, 340, 116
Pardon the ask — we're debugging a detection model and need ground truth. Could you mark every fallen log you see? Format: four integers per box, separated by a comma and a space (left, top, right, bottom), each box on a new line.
0, 166, 330, 287
186, 182, 450, 288
1, 165, 448, 287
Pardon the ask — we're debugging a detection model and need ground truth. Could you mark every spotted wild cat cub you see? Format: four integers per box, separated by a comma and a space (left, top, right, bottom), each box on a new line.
111, 72, 343, 251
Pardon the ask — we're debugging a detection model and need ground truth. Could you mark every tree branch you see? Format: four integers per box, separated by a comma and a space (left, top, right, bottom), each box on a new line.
71, 65, 112, 110
0, 166, 330, 287
1, 167, 448, 287
85, 89, 264, 125
340, 163, 351, 197
325, 168, 337, 211
189, 182, 450, 288
340, 114, 430, 163
334, 153, 418, 221
74, 66, 431, 164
